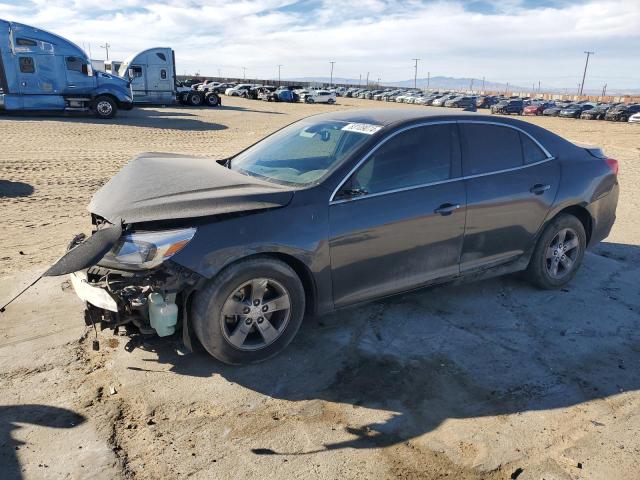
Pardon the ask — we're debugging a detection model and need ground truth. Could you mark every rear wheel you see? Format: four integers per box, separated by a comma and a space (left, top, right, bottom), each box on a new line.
205, 92, 220, 107
191, 257, 305, 364
327, 98, 335, 104
525, 214, 586, 289
93, 96, 117, 119
187, 91, 204, 106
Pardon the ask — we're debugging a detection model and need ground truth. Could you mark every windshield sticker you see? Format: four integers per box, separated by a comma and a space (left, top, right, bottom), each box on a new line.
341, 123, 383, 135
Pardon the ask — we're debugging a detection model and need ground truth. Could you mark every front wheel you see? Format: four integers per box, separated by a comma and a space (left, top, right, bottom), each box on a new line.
525, 214, 586, 289
327, 98, 335, 104
191, 257, 305, 364
93, 96, 117, 119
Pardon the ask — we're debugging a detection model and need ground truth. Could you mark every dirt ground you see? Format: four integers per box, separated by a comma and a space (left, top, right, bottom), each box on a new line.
1, 96, 639, 479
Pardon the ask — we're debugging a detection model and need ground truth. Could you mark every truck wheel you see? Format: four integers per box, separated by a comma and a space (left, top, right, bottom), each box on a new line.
187, 91, 204, 106
205, 93, 220, 107
191, 257, 305, 365
93, 96, 117, 119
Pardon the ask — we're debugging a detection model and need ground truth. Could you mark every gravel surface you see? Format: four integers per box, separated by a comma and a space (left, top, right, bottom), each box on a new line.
1, 96, 639, 479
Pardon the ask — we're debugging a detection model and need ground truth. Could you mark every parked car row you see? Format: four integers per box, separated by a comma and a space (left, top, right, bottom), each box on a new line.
338, 85, 640, 122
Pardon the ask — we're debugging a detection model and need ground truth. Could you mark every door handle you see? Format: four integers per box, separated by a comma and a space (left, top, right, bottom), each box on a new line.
530, 184, 551, 195
434, 203, 461, 216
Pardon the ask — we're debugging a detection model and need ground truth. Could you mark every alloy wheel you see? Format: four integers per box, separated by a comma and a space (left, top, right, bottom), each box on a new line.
96, 101, 113, 116
220, 278, 291, 351
545, 228, 580, 279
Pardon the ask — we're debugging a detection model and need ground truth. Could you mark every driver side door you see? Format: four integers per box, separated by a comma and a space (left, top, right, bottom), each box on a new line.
328, 123, 466, 307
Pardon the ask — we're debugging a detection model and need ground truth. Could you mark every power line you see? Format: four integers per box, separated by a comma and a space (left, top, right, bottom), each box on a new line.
329, 61, 335, 87
412, 58, 420, 89
579, 51, 594, 96
99, 42, 110, 60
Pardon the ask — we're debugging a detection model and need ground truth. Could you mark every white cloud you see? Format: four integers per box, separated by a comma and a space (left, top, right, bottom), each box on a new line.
1, 0, 638, 89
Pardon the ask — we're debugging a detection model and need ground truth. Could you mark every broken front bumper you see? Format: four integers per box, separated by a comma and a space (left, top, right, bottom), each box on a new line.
70, 271, 118, 312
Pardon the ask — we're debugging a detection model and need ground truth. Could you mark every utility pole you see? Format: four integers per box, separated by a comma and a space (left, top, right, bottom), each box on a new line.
329, 61, 335, 87
242, 66, 247, 80
482, 76, 485, 92
412, 58, 420, 89
469, 78, 474, 92
359, 73, 361, 87
579, 51, 594, 96
377, 77, 381, 87
277, 64, 283, 85
427, 71, 430, 90
366, 72, 369, 87
602, 83, 607, 97
100, 42, 110, 60
505, 82, 509, 95
538, 80, 541, 94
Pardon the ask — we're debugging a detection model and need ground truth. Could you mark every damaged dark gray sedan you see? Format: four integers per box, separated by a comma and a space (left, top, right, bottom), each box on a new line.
56, 109, 618, 364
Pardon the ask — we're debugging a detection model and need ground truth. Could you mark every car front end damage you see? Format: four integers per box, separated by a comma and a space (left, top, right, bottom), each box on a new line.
65, 219, 204, 348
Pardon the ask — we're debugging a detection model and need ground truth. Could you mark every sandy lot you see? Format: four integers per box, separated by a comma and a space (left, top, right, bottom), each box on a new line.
1, 96, 639, 479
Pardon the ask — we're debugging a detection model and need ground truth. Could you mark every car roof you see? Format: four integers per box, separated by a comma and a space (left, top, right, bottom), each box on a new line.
305, 108, 523, 128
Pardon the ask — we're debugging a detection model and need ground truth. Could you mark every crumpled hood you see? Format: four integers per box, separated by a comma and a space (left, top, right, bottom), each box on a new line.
89, 153, 295, 224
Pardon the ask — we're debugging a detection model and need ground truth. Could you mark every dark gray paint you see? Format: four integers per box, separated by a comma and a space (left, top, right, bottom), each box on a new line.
87, 110, 619, 315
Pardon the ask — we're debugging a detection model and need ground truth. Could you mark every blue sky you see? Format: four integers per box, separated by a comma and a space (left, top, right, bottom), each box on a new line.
1, 0, 639, 90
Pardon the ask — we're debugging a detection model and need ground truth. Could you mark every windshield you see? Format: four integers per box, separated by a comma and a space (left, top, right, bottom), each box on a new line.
230, 119, 377, 186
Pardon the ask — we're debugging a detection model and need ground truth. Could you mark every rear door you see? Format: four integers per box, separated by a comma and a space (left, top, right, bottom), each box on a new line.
147, 64, 173, 103
459, 121, 558, 271
329, 123, 466, 307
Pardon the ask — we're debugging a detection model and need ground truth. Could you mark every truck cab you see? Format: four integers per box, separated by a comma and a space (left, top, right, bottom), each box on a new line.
118, 47, 176, 105
0, 19, 133, 118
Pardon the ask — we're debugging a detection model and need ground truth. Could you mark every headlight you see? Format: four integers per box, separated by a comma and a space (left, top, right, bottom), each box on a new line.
100, 228, 196, 270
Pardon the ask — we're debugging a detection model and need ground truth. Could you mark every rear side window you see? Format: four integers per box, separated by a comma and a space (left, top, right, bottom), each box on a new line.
18, 56, 35, 73
520, 133, 548, 164
65, 56, 84, 72
352, 124, 457, 195
462, 124, 522, 175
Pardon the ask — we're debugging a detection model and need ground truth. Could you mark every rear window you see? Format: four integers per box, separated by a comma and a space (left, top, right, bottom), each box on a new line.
520, 133, 548, 164
462, 124, 522, 175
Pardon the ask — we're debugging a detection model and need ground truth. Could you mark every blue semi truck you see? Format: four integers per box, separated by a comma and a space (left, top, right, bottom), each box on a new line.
0, 19, 133, 118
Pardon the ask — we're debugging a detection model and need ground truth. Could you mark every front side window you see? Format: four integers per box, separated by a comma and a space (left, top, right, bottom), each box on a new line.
66, 56, 84, 72
18, 56, 35, 73
462, 124, 522, 175
349, 124, 456, 195
231, 119, 373, 185
130, 66, 143, 78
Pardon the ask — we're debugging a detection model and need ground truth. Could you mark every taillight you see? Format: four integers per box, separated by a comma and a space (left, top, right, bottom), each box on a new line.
605, 158, 619, 175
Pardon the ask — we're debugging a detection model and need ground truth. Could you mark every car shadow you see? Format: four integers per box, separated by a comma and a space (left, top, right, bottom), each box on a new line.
0, 181, 34, 198
133, 241, 640, 454
0, 109, 227, 131
0, 404, 85, 480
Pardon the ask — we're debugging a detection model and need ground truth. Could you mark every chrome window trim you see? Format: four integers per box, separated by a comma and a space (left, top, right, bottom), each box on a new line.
329, 119, 554, 205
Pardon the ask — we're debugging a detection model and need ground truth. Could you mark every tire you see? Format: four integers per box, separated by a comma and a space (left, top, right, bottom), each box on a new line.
305, 98, 314, 104
205, 92, 220, 107
327, 98, 335, 104
191, 257, 306, 364
93, 95, 117, 119
525, 213, 586, 289
187, 91, 204, 106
